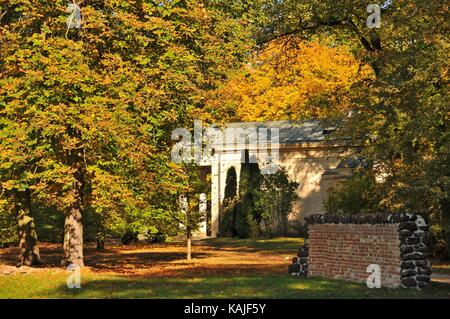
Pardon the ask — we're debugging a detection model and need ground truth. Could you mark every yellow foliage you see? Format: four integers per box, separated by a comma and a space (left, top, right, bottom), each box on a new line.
207, 39, 373, 122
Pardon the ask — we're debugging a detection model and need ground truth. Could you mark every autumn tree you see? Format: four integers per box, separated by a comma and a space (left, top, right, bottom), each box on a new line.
258, 0, 449, 256
159, 163, 209, 260
0, 0, 259, 266
206, 38, 372, 122
0, 94, 42, 265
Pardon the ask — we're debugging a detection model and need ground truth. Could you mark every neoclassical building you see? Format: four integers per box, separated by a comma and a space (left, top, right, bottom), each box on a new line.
198, 120, 355, 237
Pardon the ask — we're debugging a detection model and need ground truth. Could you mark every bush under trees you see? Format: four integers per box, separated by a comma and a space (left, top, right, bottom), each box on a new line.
256, 167, 299, 237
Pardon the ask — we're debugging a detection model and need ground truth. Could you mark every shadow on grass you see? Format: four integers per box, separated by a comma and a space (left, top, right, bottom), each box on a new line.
121, 264, 287, 278
85, 251, 210, 272
199, 237, 303, 254
0, 245, 63, 268
30, 274, 450, 299
0, 238, 300, 270
32, 275, 355, 299
0, 245, 210, 270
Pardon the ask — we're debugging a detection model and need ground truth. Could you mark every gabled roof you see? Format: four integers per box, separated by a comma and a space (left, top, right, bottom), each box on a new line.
225, 119, 335, 144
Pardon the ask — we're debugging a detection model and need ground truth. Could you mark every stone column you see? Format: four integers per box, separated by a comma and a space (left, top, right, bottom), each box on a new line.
210, 157, 220, 238
197, 193, 208, 237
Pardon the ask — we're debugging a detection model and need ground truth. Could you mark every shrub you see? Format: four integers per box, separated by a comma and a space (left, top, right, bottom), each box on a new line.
147, 228, 168, 244
121, 229, 139, 245
256, 167, 299, 237
234, 151, 262, 238
324, 173, 380, 215
219, 167, 238, 237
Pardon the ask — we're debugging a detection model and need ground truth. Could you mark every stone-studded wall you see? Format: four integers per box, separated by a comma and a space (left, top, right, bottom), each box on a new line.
288, 213, 432, 289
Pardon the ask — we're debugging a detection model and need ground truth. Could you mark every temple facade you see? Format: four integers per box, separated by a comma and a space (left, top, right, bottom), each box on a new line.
198, 120, 356, 237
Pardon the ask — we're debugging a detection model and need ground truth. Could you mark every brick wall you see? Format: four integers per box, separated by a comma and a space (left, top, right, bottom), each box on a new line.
288, 213, 432, 288
308, 223, 401, 287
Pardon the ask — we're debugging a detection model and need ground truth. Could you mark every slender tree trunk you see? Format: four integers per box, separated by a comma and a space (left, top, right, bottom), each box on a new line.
96, 225, 105, 250
187, 227, 192, 261
16, 190, 41, 267
96, 236, 105, 250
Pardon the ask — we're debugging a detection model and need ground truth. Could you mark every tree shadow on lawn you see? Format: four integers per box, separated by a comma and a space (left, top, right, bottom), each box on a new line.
199, 237, 302, 254
85, 251, 210, 273
0, 239, 297, 273
31, 275, 349, 299
34, 275, 450, 299
123, 263, 287, 278
0, 244, 63, 268
0, 244, 210, 271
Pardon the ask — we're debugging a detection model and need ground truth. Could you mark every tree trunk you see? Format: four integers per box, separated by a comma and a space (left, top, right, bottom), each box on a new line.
187, 228, 192, 261
62, 153, 85, 267
96, 229, 105, 250
16, 190, 41, 267
62, 205, 84, 267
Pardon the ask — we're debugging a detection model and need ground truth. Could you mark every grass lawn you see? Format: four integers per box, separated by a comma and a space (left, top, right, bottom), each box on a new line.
2, 271, 450, 299
1, 237, 449, 299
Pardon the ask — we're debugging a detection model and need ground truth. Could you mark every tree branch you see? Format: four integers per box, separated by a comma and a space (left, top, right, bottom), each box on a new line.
258, 15, 382, 54
0, 7, 8, 25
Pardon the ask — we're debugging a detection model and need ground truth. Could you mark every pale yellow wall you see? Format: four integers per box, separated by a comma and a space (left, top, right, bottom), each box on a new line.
278, 146, 350, 226
209, 143, 352, 236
